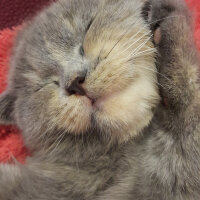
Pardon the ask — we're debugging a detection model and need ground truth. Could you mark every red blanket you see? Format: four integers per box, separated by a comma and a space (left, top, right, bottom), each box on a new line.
0, 0, 200, 163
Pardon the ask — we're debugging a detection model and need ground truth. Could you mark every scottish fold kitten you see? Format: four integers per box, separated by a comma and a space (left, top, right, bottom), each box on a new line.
0, 0, 159, 199
0, 0, 199, 199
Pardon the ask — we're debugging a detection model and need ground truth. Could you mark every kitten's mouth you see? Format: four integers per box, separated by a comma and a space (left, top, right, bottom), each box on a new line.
81, 87, 101, 109
78, 91, 102, 110
75, 91, 97, 107
86, 95, 96, 105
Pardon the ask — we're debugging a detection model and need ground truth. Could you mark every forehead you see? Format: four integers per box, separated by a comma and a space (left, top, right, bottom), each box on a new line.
19, 0, 149, 73
27, 0, 147, 43
38, 0, 146, 31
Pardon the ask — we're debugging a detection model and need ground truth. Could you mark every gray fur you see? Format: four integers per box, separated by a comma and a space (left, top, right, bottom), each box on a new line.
0, 0, 200, 200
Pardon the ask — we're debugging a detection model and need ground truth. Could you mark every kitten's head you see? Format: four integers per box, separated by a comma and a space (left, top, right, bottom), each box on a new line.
0, 0, 159, 147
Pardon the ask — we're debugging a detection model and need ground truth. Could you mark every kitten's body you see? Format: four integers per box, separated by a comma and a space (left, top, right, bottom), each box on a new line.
0, 0, 200, 199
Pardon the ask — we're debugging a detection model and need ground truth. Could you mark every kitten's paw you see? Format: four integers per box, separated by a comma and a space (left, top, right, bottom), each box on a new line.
148, 0, 189, 31
148, 0, 198, 111
148, 0, 192, 45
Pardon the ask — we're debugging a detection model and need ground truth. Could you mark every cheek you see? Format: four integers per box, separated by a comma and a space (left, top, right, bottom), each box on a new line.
48, 91, 92, 134
86, 61, 135, 98
16, 86, 92, 136
95, 78, 159, 141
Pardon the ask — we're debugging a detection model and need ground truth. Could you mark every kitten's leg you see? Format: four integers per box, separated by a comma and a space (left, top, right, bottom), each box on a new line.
150, 0, 200, 125
149, 0, 200, 199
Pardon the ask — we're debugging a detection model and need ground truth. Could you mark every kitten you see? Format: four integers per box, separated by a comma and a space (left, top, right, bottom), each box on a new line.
0, 0, 199, 199
0, 0, 159, 199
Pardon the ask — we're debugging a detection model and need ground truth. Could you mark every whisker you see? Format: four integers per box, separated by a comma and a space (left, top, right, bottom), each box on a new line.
104, 29, 130, 59
139, 65, 171, 82
115, 34, 153, 63
149, 15, 183, 26
118, 19, 146, 46
104, 31, 152, 64
102, 18, 144, 59
49, 130, 66, 156
155, 81, 165, 89
117, 30, 152, 57
135, 66, 166, 89
133, 48, 156, 57
130, 34, 153, 57
103, 15, 182, 64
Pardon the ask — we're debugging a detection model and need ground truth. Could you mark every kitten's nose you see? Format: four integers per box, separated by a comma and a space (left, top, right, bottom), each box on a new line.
67, 76, 86, 96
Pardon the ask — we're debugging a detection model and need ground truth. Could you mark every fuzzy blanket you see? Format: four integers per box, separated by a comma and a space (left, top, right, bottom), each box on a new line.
0, 0, 200, 163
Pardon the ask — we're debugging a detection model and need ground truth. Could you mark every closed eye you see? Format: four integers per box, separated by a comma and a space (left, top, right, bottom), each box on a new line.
79, 19, 94, 57
86, 19, 93, 31
79, 46, 84, 57
53, 80, 60, 86
34, 80, 59, 93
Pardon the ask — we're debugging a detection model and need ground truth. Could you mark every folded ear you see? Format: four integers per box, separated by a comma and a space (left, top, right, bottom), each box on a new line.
0, 91, 16, 124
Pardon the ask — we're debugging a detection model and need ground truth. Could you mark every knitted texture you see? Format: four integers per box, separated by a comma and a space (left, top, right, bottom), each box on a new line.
0, 0, 199, 163
0, 26, 29, 163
